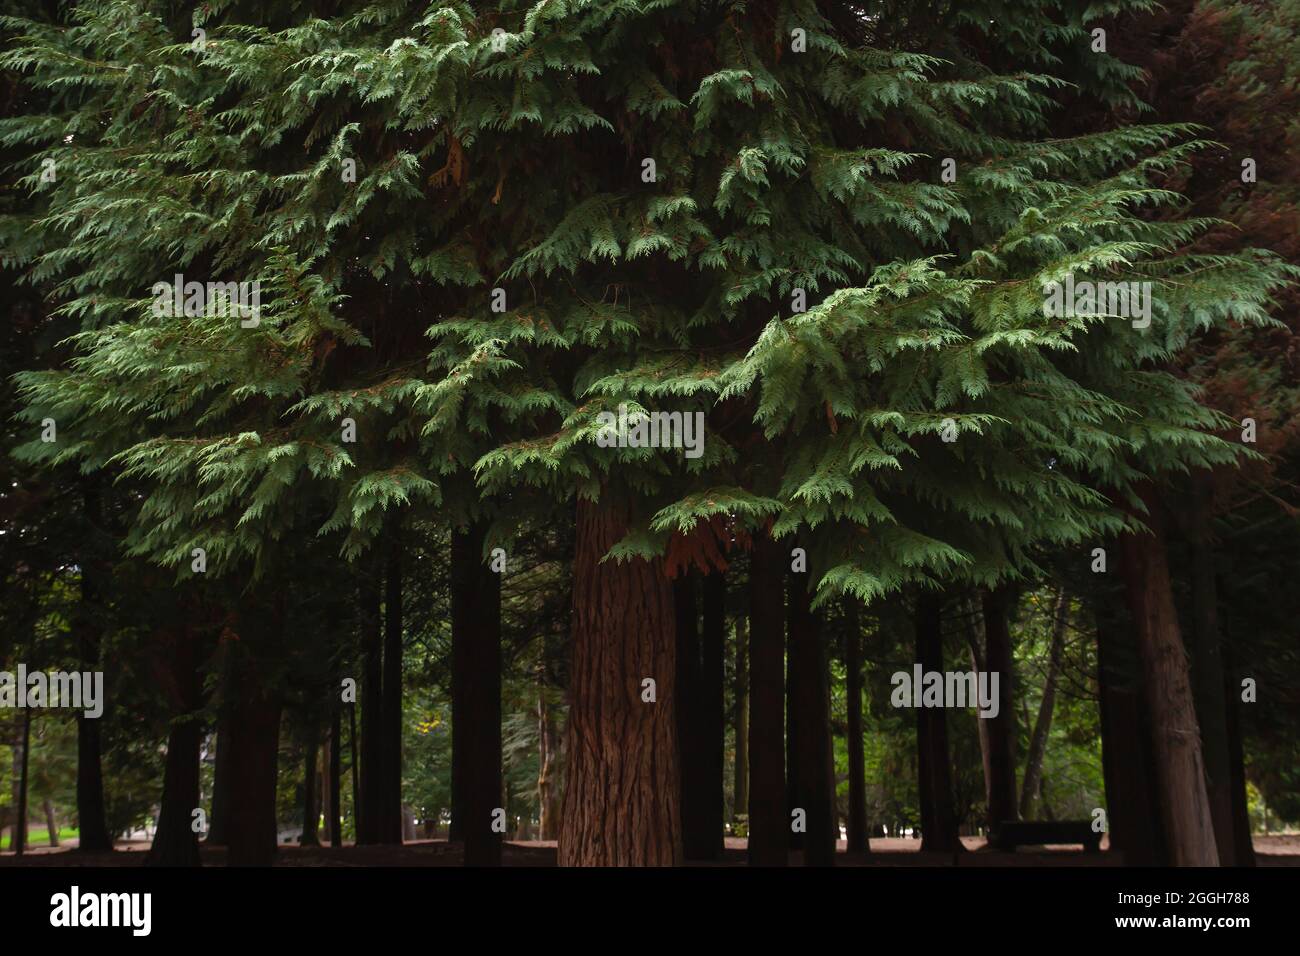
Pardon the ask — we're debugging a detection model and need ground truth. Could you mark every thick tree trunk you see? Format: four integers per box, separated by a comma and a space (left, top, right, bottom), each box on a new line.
1096, 603, 1166, 865
914, 592, 962, 853
357, 557, 383, 845
224, 661, 282, 867
747, 532, 786, 866
980, 588, 1019, 832
378, 528, 404, 844
788, 570, 835, 865
75, 484, 112, 854
1020, 586, 1069, 818
299, 722, 321, 847
1119, 488, 1219, 866
15, 712, 31, 856
147, 718, 203, 866
329, 711, 343, 846
733, 615, 749, 826
843, 599, 869, 856
148, 620, 205, 867
451, 521, 503, 866
559, 493, 679, 866
1186, 472, 1236, 864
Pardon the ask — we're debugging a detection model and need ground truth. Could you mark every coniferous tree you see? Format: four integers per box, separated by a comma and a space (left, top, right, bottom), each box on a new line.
3, 0, 1292, 868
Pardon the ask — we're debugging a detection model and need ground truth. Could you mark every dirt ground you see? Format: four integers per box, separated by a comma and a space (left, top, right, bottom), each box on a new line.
4, 833, 1298, 866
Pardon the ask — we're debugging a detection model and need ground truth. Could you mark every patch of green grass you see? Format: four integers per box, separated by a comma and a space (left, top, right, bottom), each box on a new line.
1, 827, 79, 851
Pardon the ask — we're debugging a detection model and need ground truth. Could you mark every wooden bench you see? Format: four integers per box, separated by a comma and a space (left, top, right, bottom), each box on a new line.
991, 820, 1101, 852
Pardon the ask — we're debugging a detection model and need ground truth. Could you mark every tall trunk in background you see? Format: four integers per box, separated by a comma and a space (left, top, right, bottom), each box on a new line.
747, 532, 786, 866
980, 588, 1019, 832
348, 703, 360, 841
357, 556, 383, 845
843, 599, 869, 855
1186, 472, 1237, 865
75, 483, 112, 854
451, 521, 503, 866
733, 615, 749, 826
148, 620, 205, 866
206, 713, 232, 846
677, 568, 725, 860
674, 572, 705, 857
1222, 639, 1256, 866
44, 799, 59, 847
299, 722, 321, 847
1020, 586, 1069, 818
329, 711, 343, 846
788, 570, 835, 865
915, 592, 961, 853
1119, 488, 1220, 866
319, 723, 332, 843
559, 493, 679, 866
700, 569, 727, 858
224, 659, 283, 867
15, 711, 31, 856
537, 683, 560, 841
785, 573, 803, 854
379, 526, 404, 844
1096, 602, 1166, 865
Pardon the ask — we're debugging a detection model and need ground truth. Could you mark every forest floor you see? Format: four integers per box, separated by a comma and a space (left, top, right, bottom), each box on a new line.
3, 834, 1299, 865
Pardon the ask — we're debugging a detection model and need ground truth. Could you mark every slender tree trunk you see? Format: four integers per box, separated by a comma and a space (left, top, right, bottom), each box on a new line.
733, 615, 749, 827
44, 799, 59, 847
1119, 487, 1219, 866
1096, 603, 1166, 865
348, 703, 360, 842
537, 684, 560, 841
915, 592, 962, 853
970, 638, 993, 829
788, 569, 835, 865
357, 556, 383, 845
843, 599, 869, 856
700, 569, 726, 858
299, 722, 321, 847
224, 660, 282, 867
747, 532, 786, 866
675, 570, 722, 860
1222, 640, 1256, 866
15, 711, 31, 856
1186, 472, 1237, 864
980, 588, 1019, 833
206, 712, 232, 846
379, 526, 404, 844
329, 710, 343, 846
559, 493, 679, 866
962, 602, 995, 838
674, 572, 703, 856
1020, 586, 1069, 818
75, 484, 111, 854
451, 521, 503, 866
785, 571, 803, 854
